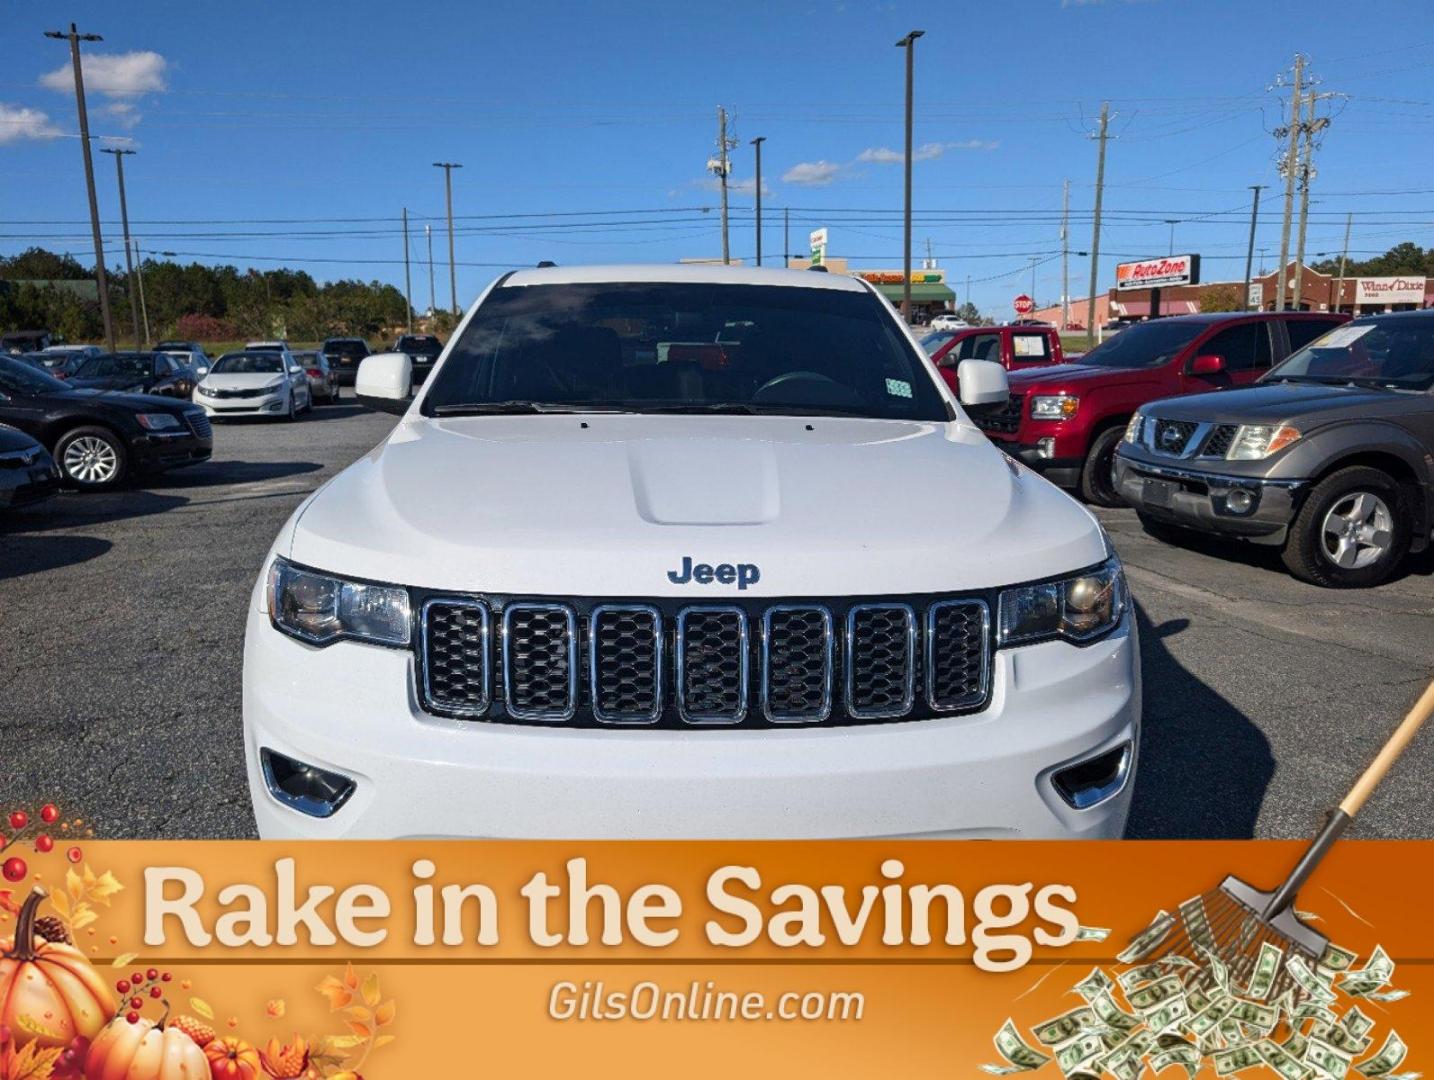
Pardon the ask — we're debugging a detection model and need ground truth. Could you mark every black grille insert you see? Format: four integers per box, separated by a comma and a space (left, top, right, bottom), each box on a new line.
1151, 418, 1199, 456
926, 600, 989, 711
502, 604, 577, 721
845, 604, 916, 719
762, 606, 834, 723
971, 392, 1025, 435
185, 411, 213, 440
590, 605, 662, 724
421, 601, 491, 715
1201, 424, 1238, 458
676, 607, 749, 724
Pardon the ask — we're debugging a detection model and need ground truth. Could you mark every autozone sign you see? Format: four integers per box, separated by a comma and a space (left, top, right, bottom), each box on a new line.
1355, 276, 1426, 305
1114, 254, 1201, 290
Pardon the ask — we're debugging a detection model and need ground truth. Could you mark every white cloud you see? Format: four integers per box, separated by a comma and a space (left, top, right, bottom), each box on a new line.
40, 50, 168, 97
782, 160, 844, 187
101, 101, 142, 129
699, 175, 772, 198
0, 103, 61, 144
857, 140, 998, 164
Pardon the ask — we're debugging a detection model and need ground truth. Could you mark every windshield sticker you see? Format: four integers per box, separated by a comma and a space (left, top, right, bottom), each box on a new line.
1317, 325, 1374, 348
885, 378, 913, 398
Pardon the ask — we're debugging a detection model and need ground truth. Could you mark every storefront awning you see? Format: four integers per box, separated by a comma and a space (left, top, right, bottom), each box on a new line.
870, 282, 955, 304
1113, 299, 1198, 317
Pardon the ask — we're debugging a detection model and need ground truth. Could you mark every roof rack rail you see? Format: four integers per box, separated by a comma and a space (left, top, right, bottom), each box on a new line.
536, 260, 557, 268
808, 265, 829, 273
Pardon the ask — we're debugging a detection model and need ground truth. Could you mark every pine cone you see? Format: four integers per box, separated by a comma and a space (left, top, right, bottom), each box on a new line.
33, 915, 70, 944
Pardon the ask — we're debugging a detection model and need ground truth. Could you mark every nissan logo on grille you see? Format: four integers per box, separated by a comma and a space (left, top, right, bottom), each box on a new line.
667, 556, 760, 590
1160, 426, 1184, 449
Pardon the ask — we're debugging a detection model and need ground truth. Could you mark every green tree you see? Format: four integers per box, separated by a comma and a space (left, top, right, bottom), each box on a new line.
1198, 284, 1245, 313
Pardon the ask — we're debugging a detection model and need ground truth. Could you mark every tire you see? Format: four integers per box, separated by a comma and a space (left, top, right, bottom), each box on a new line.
1079, 425, 1128, 507
1281, 466, 1409, 588
55, 426, 129, 491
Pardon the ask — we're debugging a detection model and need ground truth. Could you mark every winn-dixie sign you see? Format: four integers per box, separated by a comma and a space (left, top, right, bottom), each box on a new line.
1355, 276, 1427, 305
1114, 254, 1200, 290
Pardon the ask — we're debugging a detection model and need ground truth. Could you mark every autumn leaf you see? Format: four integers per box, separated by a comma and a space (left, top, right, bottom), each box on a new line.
47, 891, 70, 920
315, 975, 353, 1011
360, 972, 381, 1008
65, 869, 83, 905
320, 1035, 365, 1053
342, 1006, 371, 1025
265, 999, 286, 1019
86, 869, 124, 905
344, 1020, 372, 1040
342, 963, 359, 990
111, 952, 138, 968
2, 1040, 64, 1080
0, 890, 20, 917
373, 1000, 395, 1027
373, 1034, 396, 1049
71, 907, 98, 931
189, 997, 215, 1021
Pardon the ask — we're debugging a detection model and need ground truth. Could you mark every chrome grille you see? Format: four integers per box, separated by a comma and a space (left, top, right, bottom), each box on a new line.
590, 605, 662, 724
417, 594, 994, 729
676, 607, 749, 724
502, 603, 577, 721
844, 604, 916, 719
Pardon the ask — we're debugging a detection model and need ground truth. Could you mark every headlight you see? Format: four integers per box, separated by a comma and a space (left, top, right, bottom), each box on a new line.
999, 557, 1126, 646
1123, 413, 1145, 443
265, 378, 287, 390
1226, 423, 1301, 460
265, 557, 411, 647
1031, 395, 1079, 420
135, 413, 181, 431
196, 383, 216, 396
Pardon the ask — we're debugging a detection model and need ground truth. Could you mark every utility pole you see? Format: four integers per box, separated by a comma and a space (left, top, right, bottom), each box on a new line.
401, 208, 413, 332
1275, 54, 1304, 310
131, 239, 150, 347
1060, 178, 1070, 330
896, 30, 925, 321
425, 224, 436, 318
1085, 101, 1111, 349
1029, 257, 1038, 307
45, 23, 115, 353
783, 207, 790, 268
1335, 212, 1353, 315
433, 162, 462, 318
1164, 219, 1179, 256
1293, 92, 1330, 312
750, 136, 765, 266
101, 147, 140, 348
1242, 185, 1265, 311
708, 108, 735, 265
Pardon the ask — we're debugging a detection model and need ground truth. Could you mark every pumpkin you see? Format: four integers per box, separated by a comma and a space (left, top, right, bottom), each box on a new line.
204, 1036, 261, 1080
0, 887, 115, 1050
85, 1015, 209, 1080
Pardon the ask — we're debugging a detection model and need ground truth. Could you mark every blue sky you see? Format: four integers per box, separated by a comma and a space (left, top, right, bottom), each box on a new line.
2, 0, 1432, 315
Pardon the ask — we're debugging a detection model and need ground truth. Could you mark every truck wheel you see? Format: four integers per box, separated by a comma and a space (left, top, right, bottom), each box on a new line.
55, 426, 129, 491
1281, 467, 1409, 588
1079, 426, 1127, 507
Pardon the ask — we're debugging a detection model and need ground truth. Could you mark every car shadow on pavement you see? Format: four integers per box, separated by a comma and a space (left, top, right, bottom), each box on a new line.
0, 532, 112, 580
148, 460, 323, 490
1143, 522, 1434, 584
0, 489, 190, 537
1125, 604, 1275, 838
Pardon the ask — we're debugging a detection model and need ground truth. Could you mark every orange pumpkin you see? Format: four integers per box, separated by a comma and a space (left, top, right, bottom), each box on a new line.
0, 887, 115, 1050
85, 1015, 209, 1080
204, 1036, 261, 1080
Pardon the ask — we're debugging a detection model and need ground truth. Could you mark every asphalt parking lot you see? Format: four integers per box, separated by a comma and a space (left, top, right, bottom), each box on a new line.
2, 400, 1431, 839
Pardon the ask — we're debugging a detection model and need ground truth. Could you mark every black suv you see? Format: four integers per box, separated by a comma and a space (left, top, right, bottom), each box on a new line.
0, 356, 212, 490
69, 352, 199, 398
393, 333, 443, 383
321, 337, 371, 386
1115, 310, 1434, 587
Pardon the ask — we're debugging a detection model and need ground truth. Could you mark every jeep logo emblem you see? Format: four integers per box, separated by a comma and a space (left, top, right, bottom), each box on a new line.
667, 556, 760, 590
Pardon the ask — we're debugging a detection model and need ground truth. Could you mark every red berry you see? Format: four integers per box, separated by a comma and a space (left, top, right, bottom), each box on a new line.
66, 846, 82, 864
116, 980, 130, 994
129, 997, 143, 1010
40, 804, 59, 824
2, 857, 26, 882
150, 986, 162, 999
131, 972, 143, 986
161, 972, 172, 982
146, 968, 158, 981
35, 834, 54, 853
126, 1012, 139, 1025
8, 810, 28, 831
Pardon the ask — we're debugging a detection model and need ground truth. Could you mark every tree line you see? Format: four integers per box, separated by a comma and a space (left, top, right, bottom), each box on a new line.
0, 247, 451, 345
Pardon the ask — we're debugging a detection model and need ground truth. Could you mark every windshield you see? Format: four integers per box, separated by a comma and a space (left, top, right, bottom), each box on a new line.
421, 282, 948, 421
0, 356, 69, 396
919, 330, 958, 354
1265, 319, 1434, 391
1078, 319, 1206, 368
212, 353, 283, 374
76, 355, 150, 379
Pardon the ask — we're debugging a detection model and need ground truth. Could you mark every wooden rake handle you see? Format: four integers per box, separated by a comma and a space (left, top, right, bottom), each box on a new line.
1340, 677, 1434, 818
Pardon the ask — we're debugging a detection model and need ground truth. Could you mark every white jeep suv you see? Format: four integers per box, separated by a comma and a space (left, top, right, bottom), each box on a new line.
243, 265, 1140, 839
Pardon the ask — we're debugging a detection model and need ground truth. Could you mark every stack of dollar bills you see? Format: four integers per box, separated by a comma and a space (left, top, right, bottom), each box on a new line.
983, 900, 1415, 1080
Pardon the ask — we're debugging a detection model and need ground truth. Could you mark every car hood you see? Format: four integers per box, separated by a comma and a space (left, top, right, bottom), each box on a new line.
1143, 381, 1409, 424
1007, 362, 1155, 390
286, 414, 1107, 596
40, 388, 187, 412
0, 424, 43, 453
202, 373, 287, 390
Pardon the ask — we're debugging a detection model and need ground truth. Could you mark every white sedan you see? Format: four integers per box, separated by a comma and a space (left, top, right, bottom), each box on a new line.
929, 313, 970, 331
194, 350, 312, 420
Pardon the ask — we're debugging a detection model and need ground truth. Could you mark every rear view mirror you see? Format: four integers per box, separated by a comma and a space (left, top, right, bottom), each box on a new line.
355, 353, 413, 415
956, 359, 1009, 409
1189, 353, 1225, 375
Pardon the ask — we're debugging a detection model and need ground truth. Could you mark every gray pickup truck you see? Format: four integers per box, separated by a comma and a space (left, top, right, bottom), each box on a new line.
1114, 309, 1434, 588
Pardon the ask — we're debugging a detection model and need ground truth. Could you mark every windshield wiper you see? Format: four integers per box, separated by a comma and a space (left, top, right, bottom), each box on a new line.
431, 400, 635, 416
639, 402, 761, 414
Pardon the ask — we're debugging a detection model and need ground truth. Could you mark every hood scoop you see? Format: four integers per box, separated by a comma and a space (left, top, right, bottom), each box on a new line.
627, 437, 780, 525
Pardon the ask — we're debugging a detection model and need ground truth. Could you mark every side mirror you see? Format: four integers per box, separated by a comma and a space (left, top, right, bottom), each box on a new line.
355, 353, 412, 415
1189, 353, 1225, 375
956, 359, 1009, 409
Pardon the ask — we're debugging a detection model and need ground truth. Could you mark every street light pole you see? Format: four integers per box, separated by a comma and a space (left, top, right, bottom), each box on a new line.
101, 147, 141, 349
45, 23, 115, 353
896, 29, 924, 322
750, 136, 766, 266
433, 162, 462, 319
425, 224, 436, 319
1164, 219, 1179, 256
1242, 185, 1265, 311
401, 207, 413, 333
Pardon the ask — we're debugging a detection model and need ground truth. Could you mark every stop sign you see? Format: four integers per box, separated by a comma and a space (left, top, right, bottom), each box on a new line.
1013, 294, 1034, 315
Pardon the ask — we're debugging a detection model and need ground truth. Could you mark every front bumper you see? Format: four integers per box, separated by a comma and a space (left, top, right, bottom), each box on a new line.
242, 599, 1141, 840
0, 458, 61, 508
1114, 453, 1304, 541
130, 430, 213, 473
197, 391, 287, 418
994, 441, 1083, 489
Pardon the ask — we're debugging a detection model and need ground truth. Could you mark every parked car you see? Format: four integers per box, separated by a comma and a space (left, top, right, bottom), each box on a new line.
69, 352, 199, 398
22, 350, 87, 380
245, 264, 1139, 840
0, 423, 61, 510
929, 313, 971, 332
155, 340, 214, 377
321, 338, 371, 386
291, 350, 339, 405
976, 311, 1348, 505
0, 356, 211, 490
392, 333, 443, 383
41, 344, 105, 364
1, 330, 54, 354
195, 350, 312, 420
1115, 311, 1434, 588
919, 322, 1069, 397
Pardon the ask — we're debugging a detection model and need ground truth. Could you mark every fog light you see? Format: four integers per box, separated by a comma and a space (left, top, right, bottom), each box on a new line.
1036, 437, 1056, 459
260, 748, 356, 818
1052, 742, 1131, 809
1225, 488, 1255, 514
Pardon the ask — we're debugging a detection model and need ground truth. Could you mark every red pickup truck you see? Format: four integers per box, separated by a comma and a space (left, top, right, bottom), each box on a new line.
919, 323, 1069, 395
971, 311, 1347, 505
